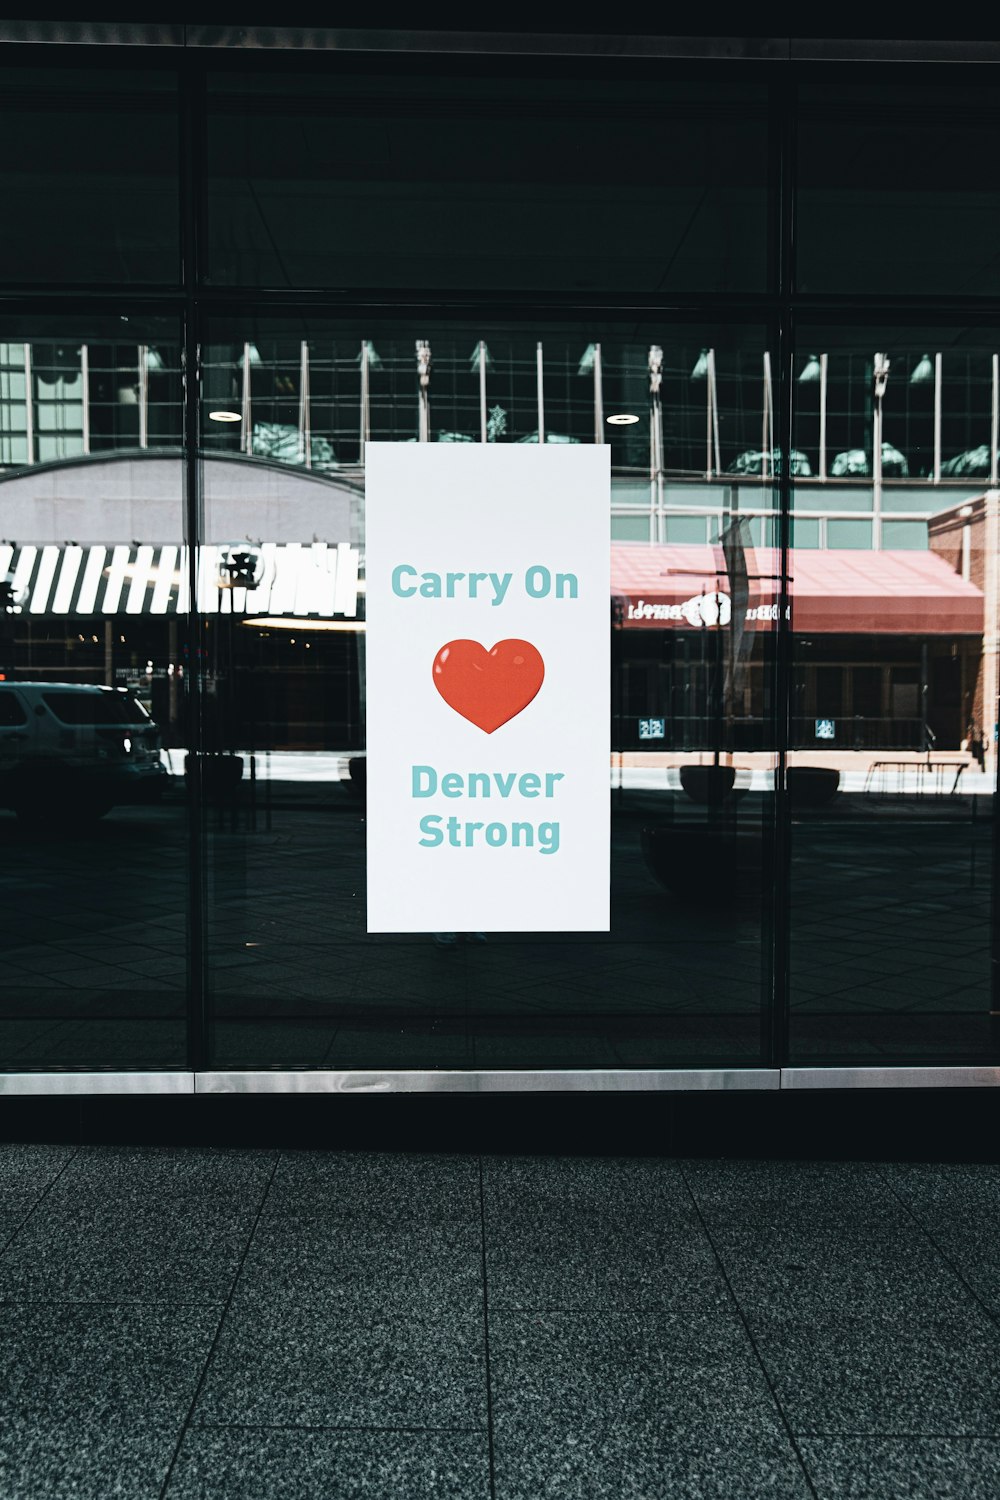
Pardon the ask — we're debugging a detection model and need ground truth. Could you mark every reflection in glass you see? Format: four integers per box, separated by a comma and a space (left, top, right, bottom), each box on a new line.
789, 329, 997, 1064
0, 320, 187, 1071
200, 321, 778, 1072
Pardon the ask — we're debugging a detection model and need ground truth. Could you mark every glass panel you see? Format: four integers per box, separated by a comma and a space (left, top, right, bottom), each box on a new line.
0, 67, 180, 285
882, 520, 929, 549
612, 516, 651, 542
789, 324, 997, 1065
206, 68, 768, 293
201, 317, 777, 1071
664, 515, 710, 544
826, 519, 873, 549
0, 315, 187, 1071
797, 84, 1000, 296
791, 517, 821, 549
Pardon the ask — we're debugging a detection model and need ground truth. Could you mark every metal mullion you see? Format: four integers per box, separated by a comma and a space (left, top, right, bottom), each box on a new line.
769, 74, 795, 1077
180, 53, 208, 1076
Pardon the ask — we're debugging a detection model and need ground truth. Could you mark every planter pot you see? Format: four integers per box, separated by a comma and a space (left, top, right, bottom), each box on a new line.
185, 753, 244, 801
641, 824, 765, 903
679, 764, 737, 805
787, 766, 840, 806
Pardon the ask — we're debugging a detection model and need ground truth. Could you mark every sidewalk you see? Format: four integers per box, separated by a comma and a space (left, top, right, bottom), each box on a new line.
2, 1145, 999, 1498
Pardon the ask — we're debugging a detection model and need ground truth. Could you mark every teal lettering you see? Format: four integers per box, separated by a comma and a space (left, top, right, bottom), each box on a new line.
441, 773, 463, 797
418, 814, 443, 846
539, 822, 560, 854
392, 564, 418, 597
490, 572, 512, 606
525, 565, 550, 598
412, 765, 437, 796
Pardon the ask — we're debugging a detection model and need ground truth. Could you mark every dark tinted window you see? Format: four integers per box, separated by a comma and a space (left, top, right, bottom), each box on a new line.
207, 69, 768, 293
0, 67, 180, 285
43, 691, 151, 725
0, 691, 27, 726
797, 85, 1000, 296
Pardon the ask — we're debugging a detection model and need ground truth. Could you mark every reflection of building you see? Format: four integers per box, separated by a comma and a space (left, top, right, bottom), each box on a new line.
0, 455, 363, 752
3, 337, 997, 552
4, 444, 995, 757
930, 493, 1000, 758
613, 544, 983, 751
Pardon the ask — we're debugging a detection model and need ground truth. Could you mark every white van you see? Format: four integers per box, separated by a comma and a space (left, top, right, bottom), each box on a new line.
0, 681, 167, 820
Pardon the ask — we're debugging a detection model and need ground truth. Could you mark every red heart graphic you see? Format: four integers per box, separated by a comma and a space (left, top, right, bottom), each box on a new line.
432, 639, 545, 734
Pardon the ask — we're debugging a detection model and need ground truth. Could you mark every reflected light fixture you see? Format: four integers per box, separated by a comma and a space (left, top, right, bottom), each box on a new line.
910, 353, 934, 384
208, 410, 241, 422
690, 348, 710, 380
799, 353, 822, 383
606, 413, 640, 426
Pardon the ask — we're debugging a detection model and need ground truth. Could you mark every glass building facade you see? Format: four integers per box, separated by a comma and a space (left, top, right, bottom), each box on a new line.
1, 27, 999, 1091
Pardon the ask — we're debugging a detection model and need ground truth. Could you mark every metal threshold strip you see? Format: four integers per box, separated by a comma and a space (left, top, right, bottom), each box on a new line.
4, 1066, 1000, 1094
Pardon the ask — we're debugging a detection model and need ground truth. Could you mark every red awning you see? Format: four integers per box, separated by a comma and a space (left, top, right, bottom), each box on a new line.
612, 544, 984, 634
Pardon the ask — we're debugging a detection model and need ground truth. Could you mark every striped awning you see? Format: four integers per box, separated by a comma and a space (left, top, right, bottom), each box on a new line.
0, 542, 360, 618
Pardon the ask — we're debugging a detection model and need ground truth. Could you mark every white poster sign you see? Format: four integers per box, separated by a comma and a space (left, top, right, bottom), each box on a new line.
365, 443, 609, 933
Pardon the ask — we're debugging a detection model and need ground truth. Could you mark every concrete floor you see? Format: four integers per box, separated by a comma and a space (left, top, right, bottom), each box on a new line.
3, 1143, 1000, 1497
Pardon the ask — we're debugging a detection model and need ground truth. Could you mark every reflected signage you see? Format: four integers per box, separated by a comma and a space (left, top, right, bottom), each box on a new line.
365, 444, 609, 933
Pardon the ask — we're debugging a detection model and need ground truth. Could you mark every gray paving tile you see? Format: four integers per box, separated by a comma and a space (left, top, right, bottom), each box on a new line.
57, 1146, 277, 1198
0, 1302, 218, 1425
710, 1223, 975, 1322
194, 1298, 487, 1429
168, 1428, 490, 1499
237, 1213, 482, 1316
489, 1307, 778, 1437
483, 1155, 686, 1213
881, 1162, 1000, 1221
0, 1194, 257, 1302
800, 1438, 1000, 1499
683, 1159, 907, 1227
0, 1188, 42, 1240
0, 1143, 75, 1189
263, 1151, 480, 1222
0, 1423, 179, 1500
755, 1311, 1000, 1436
492, 1420, 812, 1499
486, 1210, 724, 1312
